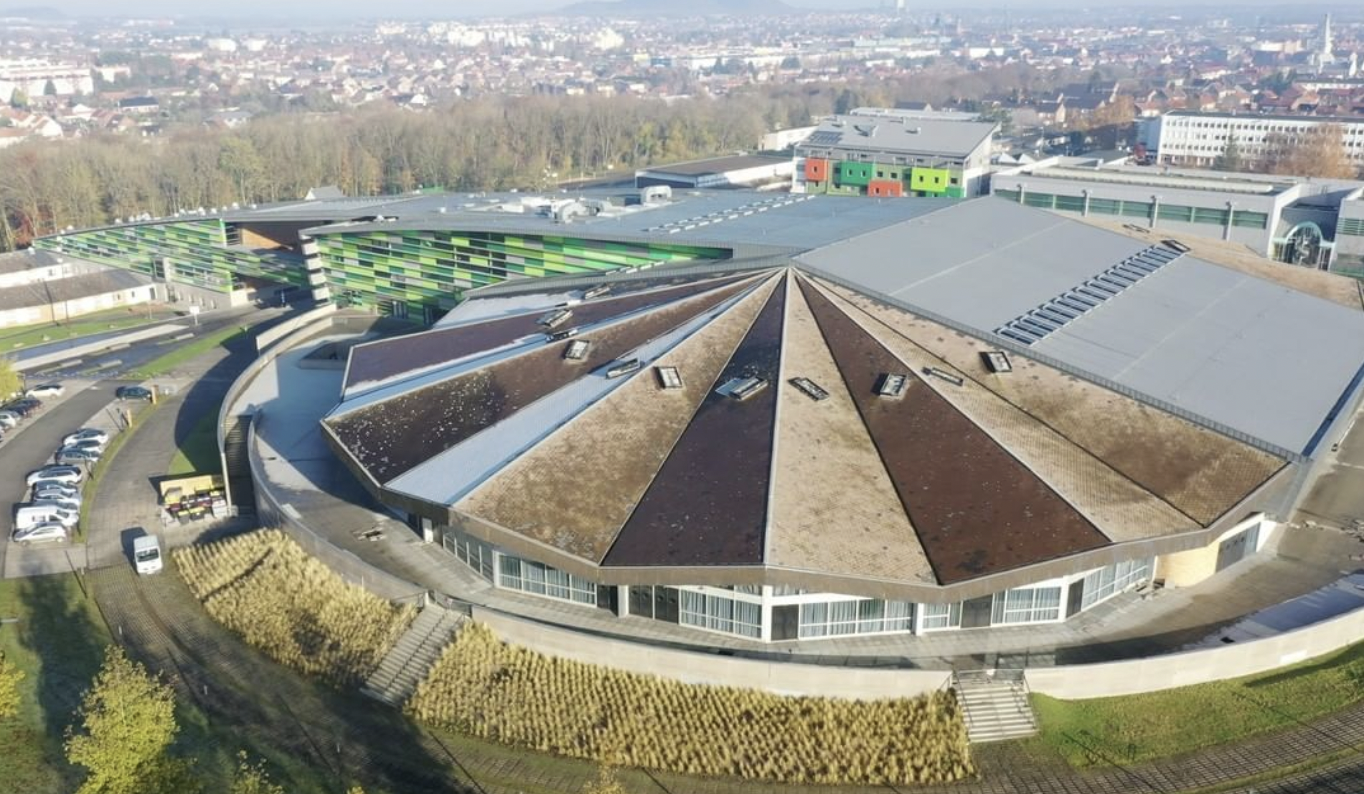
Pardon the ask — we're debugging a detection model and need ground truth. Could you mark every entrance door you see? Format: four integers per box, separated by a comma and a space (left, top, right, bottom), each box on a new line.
771, 605, 799, 641
1216, 524, 1260, 572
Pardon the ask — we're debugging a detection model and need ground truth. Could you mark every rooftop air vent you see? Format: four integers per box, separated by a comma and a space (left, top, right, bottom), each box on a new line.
1162, 238, 1191, 253
604, 358, 641, 378
655, 366, 683, 390
582, 284, 611, 300
789, 377, 829, 401
563, 339, 590, 360
537, 308, 572, 328
546, 327, 578, 342
718, 376, 768, 401
923, 367, 964, 386
876, 373, 908, 398
981, 351, 1012, 374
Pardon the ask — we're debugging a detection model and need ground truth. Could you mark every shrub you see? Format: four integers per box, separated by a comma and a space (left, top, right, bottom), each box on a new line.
175, 529, 415, 686
409, 623, 974, 786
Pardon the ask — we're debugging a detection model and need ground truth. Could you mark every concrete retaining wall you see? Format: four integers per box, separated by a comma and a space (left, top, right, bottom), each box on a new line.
472, 606, 952, 699
254, 303, 337, 355
1026, 603, 1364, 699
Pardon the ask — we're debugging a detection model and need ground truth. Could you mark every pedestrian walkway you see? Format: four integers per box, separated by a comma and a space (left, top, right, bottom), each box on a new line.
362, 603, 465, 706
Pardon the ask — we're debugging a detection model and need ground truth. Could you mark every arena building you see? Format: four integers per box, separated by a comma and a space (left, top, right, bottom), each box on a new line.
313, 196, 1364, 644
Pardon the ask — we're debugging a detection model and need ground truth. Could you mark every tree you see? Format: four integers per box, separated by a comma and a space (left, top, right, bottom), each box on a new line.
0, 357, 20, 402
1214, 136, 1244, 172
230, 752, 284, 794
65, 646, 184, 794
0, 651, 22, 719
1266, 124, 1356, 179
9, 88, 29, 109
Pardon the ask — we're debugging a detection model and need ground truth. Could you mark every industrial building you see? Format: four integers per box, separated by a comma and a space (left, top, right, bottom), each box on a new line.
991, 156, 1364, 277
792, 110, 997, 199
306, 195, 1364, 645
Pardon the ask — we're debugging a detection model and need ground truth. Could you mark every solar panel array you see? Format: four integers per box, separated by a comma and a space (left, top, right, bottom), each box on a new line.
804, 130, 844, 146
994, 244, 1184, 346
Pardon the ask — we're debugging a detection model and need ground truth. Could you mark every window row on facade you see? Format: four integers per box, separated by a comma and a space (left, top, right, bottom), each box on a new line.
440, 527, 1155, 643
994, 189, 1270, 230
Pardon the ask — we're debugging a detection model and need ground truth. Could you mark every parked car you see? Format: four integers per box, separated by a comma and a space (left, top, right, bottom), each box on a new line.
32, 482, 80, 501
26, 466, 83, 486
25, 383, 64, 399
32, 497, 81, 514
0, 411, 18, 429
62, 428, 110, 447
15, 504, 77, 530
56, 447, 101, 465
11, 522, 69, 545
4, 400, 38, 416
115, 385, 153, 402
133, 535, 163, 575
62, 438, 106, 454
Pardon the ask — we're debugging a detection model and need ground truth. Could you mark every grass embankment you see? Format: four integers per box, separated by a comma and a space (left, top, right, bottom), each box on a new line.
175, 530, 416, 686
0, 575, 112, 794
127, 326, 246, 379
409, 622, 975, 786
0, 307, 177, 351
1029, 638, 1364, 768
167, 408, 221, 476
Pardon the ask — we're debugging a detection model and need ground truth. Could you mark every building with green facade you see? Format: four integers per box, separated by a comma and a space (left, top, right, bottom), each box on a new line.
793, 110, 997, 200
34, 188, 937, 323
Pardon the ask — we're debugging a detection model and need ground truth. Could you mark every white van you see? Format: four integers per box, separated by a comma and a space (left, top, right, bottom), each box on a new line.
15, 505, 77, 531
133, 535, 163, 575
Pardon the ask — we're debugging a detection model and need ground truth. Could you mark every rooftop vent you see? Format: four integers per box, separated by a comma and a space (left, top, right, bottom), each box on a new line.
655, 366, 683, 390
981, 351, 1012, 374
537, 308, 573, 328
546, 327, 578, 342
563, 339, 590, 361
876, 373, 909, 398
719, 376, 768, 401
923, 367, 964, 386
789, 377, 829, 401
582, 284, 611, 300
604, 358, 641, 378
1162, 238, 1191, 253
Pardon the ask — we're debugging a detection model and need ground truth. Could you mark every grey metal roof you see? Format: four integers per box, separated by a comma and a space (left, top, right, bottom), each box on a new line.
797, 115, 997, 158
795, 198, 1364, 455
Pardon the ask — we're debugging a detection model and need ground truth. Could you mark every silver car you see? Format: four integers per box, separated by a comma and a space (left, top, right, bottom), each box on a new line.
26, 466, 83, 486
62, 428, 110, 447
11, 522, 69, 545
31, 480, 79, 500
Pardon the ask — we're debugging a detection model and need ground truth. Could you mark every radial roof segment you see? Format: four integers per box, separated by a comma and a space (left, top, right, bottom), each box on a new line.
323, 265, 1290, 593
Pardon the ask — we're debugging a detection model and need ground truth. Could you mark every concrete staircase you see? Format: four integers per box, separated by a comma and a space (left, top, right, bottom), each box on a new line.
953, 669, 1038, 743
362, 603, 464, 706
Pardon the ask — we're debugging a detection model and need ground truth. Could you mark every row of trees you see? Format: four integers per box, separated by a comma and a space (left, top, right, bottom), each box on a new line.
0, 88, 852, 252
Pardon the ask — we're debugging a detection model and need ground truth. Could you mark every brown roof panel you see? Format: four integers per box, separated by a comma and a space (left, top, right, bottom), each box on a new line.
343, 273, 758, 390
818, 279, 1285, 526
329, 278, 756, 483
799, 278, 1111, 584
603, 274, 789, 568
767, 278, 936, 583
458, 275, 782, 563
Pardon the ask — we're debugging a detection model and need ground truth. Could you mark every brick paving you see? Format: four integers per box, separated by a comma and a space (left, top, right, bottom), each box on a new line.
64, 325, 1364, 794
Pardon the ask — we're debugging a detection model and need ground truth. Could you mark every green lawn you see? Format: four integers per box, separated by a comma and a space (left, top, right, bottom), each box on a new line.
127, 326, 246, 379
1027, 638, 1364, 768
0, 575, 113, 794
0, 307, 178, 351
167, 407, 221, 476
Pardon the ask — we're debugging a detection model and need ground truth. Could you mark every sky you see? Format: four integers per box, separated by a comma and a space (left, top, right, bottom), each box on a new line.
9, 0, 1335, 19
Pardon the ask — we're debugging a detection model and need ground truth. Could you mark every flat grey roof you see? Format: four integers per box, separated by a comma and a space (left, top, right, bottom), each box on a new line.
798, 115, 996, 158
637, 154, 789, 177
796, 199, 1364, 454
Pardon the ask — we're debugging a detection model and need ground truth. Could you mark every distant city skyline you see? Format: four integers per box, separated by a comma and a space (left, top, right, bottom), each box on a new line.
6, 0, 1350, 20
